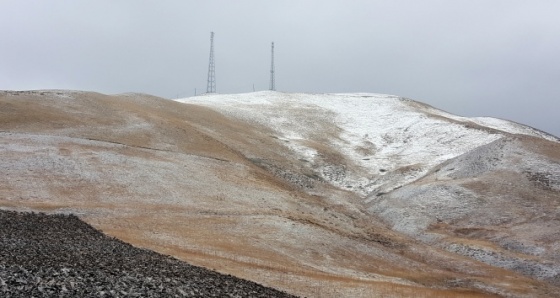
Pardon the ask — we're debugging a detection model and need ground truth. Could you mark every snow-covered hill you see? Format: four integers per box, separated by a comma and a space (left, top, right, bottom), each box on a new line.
1, 90, 559, 297
177, 91, 560, 291
177, 91, 556, 197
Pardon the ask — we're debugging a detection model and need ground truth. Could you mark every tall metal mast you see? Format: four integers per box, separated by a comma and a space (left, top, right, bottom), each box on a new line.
269, 42, 275, 91
206, 32, 216, 93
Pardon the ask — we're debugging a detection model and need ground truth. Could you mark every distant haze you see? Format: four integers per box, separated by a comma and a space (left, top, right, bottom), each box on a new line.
1, 1, 559, 137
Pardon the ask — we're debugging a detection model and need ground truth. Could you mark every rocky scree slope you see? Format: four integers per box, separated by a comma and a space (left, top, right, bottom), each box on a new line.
0, 210, 296, 297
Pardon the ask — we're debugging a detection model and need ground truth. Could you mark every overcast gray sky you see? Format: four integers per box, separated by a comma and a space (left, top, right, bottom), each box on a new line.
1, 1, 559, 137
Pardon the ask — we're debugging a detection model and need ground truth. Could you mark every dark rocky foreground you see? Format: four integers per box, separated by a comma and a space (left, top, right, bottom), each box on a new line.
0, 210, 297, 297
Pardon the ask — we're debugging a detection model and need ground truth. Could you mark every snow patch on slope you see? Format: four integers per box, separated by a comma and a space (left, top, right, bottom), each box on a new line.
414, 102, 559, 142
176, 92, 507, 197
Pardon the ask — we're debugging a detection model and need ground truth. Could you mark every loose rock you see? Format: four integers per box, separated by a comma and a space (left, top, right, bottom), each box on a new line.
0, 210, 296, 297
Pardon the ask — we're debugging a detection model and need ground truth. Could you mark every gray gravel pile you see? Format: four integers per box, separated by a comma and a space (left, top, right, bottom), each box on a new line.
0, 210, 297, 297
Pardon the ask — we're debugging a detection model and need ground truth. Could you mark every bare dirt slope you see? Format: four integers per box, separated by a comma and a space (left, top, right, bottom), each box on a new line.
1, 90, 559, 297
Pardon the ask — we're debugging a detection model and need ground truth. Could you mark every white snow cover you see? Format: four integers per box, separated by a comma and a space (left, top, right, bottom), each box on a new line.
176, 91, 549, 197
414, 101, 559, 142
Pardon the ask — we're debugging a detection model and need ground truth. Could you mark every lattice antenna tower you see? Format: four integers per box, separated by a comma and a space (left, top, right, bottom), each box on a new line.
206, 32, 216, 93
269, 42, 275, 91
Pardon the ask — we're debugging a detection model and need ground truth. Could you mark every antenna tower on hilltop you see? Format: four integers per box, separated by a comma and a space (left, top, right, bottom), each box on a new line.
206, 32, 216, 93
269, 42, 275, 91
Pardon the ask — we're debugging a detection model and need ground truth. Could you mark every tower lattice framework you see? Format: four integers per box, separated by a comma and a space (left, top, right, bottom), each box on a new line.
206, 32, 216, 93
269, 42, 275, 91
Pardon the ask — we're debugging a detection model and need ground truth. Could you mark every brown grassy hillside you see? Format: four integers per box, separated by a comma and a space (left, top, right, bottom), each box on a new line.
1, 90, 558, 297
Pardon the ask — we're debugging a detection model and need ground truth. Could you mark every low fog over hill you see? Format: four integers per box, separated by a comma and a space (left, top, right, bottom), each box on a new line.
1, 90, 559, 297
